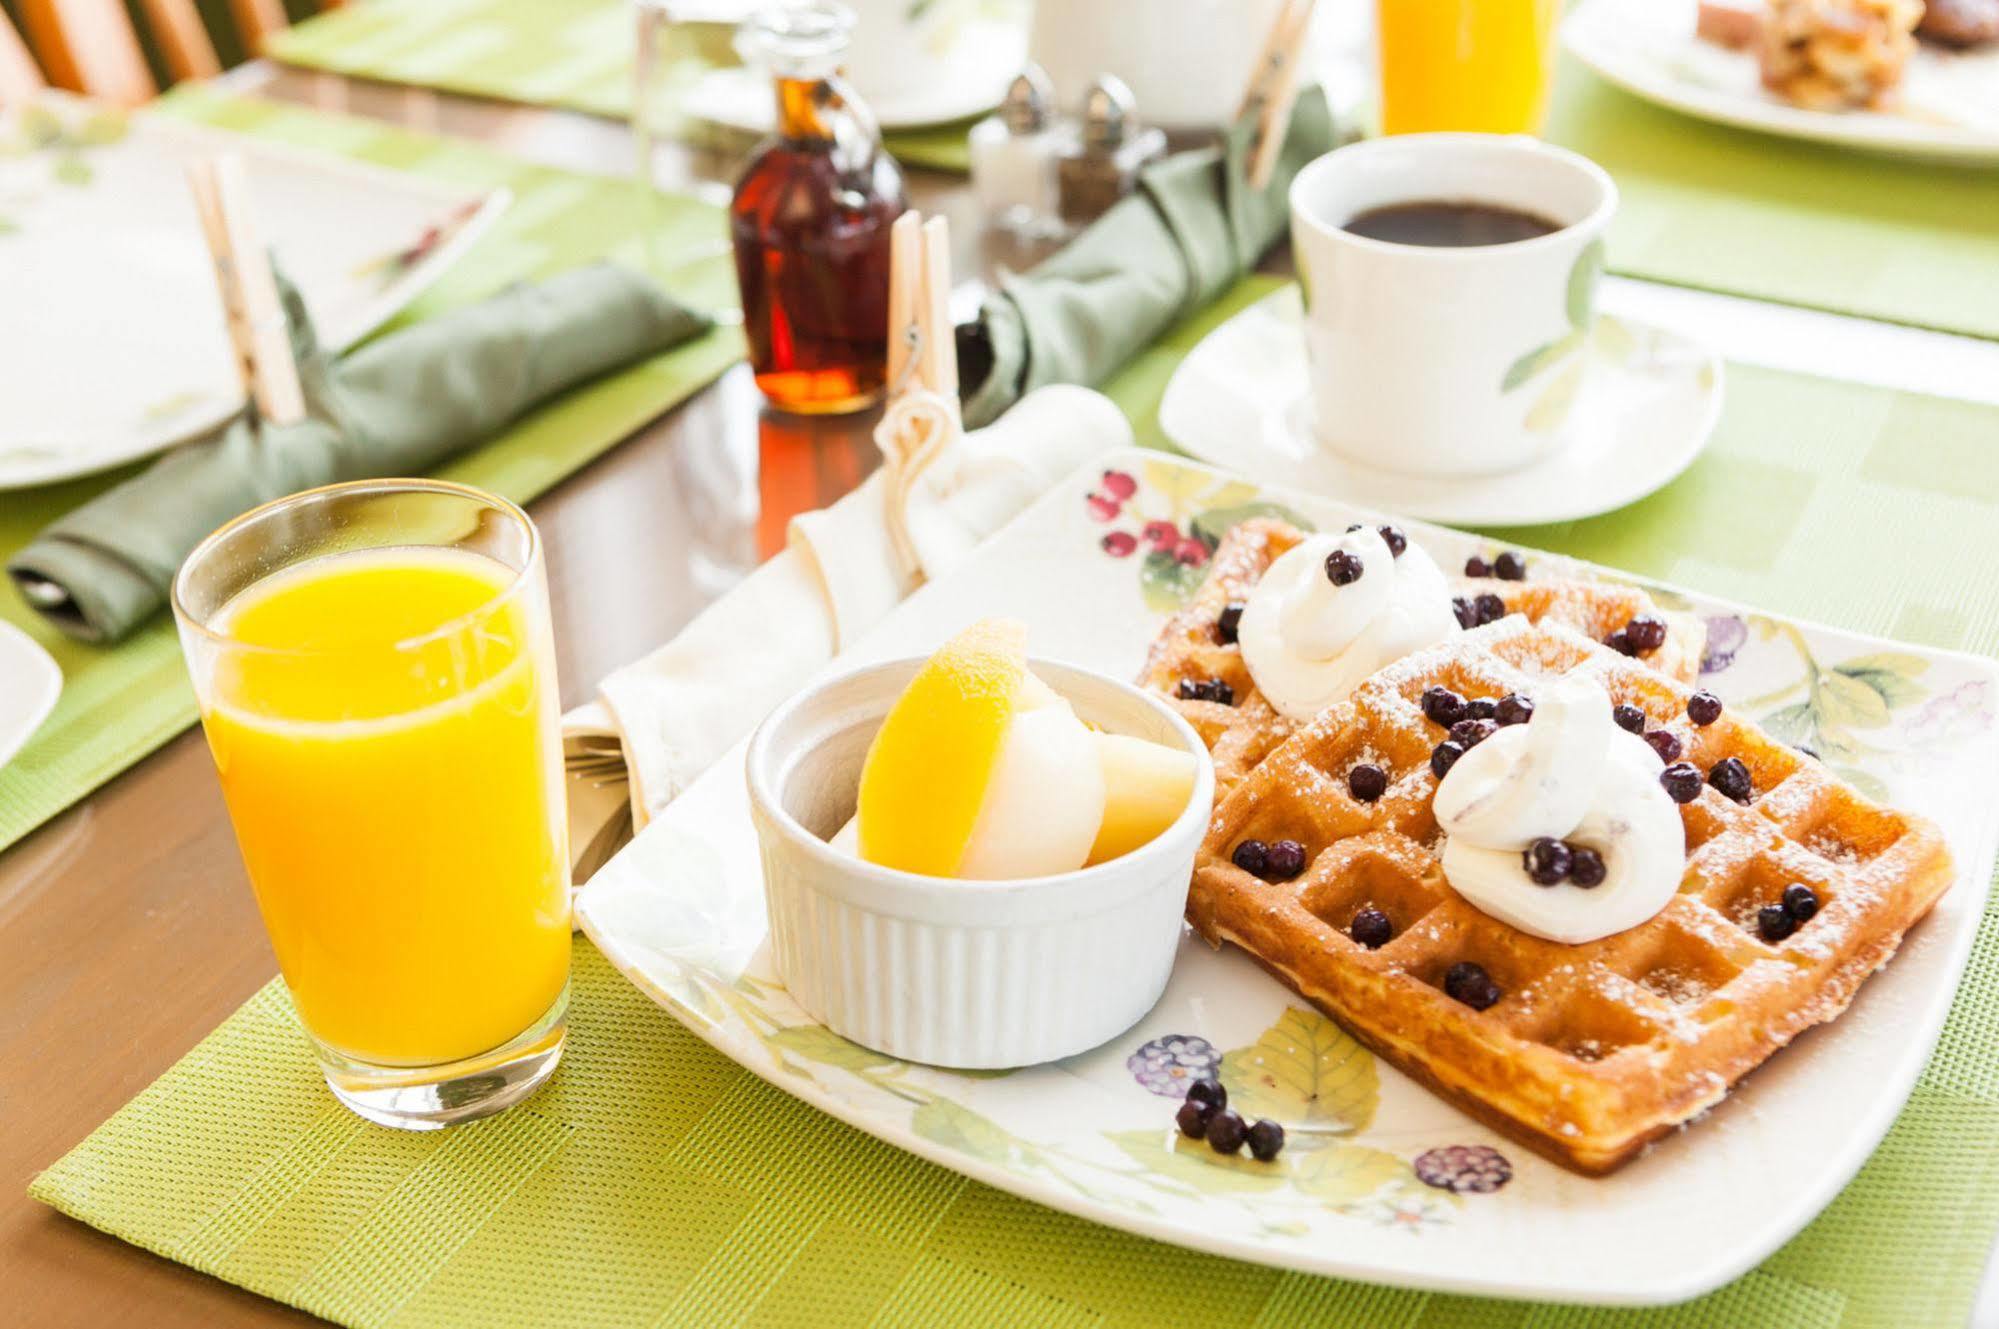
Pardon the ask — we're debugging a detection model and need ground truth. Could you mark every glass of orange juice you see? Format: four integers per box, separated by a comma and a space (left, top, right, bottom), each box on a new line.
1375, 0, 1563, 136
173, 479, 570, 1130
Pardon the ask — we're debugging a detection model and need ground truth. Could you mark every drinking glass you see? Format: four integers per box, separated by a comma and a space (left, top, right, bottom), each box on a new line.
1374, 0, 1562, 136
173, 479, 570, 1130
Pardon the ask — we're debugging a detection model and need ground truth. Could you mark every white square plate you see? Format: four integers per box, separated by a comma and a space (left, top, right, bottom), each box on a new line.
578, 449, 1999, 1306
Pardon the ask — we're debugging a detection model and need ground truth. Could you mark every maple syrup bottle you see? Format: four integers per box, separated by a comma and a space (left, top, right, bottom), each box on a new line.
730, 2, 907, 415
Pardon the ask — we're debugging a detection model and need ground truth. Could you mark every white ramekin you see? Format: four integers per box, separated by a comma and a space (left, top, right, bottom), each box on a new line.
745, 657, 1215, 1069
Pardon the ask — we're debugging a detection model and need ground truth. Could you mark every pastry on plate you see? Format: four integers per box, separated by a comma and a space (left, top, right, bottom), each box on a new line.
1759, 0, 1922, 109
1138, 518, 1704, 795
1916, 0, 1999, 49
1185, 615, 1953, 1175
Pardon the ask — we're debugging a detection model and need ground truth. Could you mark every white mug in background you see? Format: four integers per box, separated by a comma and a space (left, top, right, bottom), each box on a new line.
1289, 135, 1617, 478
838, 0, 977, 104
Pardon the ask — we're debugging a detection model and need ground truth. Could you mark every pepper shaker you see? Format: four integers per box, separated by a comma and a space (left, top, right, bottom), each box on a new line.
1055, 74, 1167, 227
969, 64, 1065, 238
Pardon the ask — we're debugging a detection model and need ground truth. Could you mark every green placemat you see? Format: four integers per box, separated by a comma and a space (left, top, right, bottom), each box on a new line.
0, 87, 743, 855
265, 0, 978, 174
32, 276, 1999, 1328
1546, 60, 1999, 342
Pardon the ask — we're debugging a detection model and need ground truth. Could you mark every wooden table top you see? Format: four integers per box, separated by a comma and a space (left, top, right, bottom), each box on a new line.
0, 61, 1017, 1328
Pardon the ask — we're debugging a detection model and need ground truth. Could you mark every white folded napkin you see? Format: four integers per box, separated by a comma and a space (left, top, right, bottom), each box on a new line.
564, 383, 1133, 880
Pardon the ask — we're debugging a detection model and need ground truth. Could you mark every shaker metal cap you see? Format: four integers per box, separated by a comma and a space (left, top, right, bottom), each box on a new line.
1081, 74, 1135, 150
1000, 63, 1054, 134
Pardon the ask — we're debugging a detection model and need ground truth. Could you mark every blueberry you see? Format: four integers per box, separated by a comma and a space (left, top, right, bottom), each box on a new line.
1216, 602, 1246, 645
1205, 1107, 1249, 1155
1180, 677, 1236, 706
1660, 762, 1703, 803
1264, 839, 1307, 880
1449, 717, 1498, 749
1612, 703, 1648, 734
1246, 1117, 1286, 1161
1687, 690, 1723, 726
1431, 741, 1466, 779
1569, 846, 1606, 888
1186, 1077, 1226, 1110
1795, 744, 1821, 761
1347, 523, 1363, 532
1176, 1097, 1213, 1139
1176, 679, 1202, 701
1464, 555, 1492, 578
1604, 627, 1637, 656
1378, 526, 1407, 557
1452, 596, 1479, 630
1473, 592, 1507, 626
1325, 549, 1365, 586
1351, 907, 1392, 949
1207, 679, 1236, 707
1421, 685, 1467, 728
1465, 697, 1499, 721
1625, 615, 1669, 653
1757, 904, 1798, 943
1493, 551, 1527, 581
1348, 763, 1388, 803
1444, 961, 1502, 1011
1782, 883, 1820, 921
1494, 693, 1535, 726
1231, 840, 1269, 876
1524, 836, 1572, 886
1708, 757, 1753, 804
1644, 730, 1684, 764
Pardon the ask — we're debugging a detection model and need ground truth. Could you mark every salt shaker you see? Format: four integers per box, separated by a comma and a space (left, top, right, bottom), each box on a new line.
1055, 75, 1167, 227
969, 65, 1064, 238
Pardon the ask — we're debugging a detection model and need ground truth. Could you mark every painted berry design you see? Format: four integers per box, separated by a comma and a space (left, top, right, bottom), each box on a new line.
1126, 1034, 1224, 1097
1412, 1144, 1512, 1194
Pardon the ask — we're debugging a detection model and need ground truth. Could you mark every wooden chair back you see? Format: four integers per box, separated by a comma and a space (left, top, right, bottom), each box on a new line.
0, 8, 46, 105
12, 0, 339, 105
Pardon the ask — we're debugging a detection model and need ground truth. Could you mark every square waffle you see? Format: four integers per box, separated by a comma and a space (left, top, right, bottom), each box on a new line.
1139, 519, 1706, 794
1187, 615, 1955, 1174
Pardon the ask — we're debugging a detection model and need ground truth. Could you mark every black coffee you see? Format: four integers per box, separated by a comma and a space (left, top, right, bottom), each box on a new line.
1342, 200, 1561, 248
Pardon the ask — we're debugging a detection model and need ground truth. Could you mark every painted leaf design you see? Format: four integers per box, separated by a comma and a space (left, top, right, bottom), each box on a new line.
51, 156, 91, 187
74, 110, 129, 146
1106, 1129, 1287, 1195
1219, 1007, 1378, 1132
1834, 653, 1929, 710
912, 1098, 1020, 1165
1523, 358, 1586, 435
1834, 764, 1891, 801
767, 1024, 898, 1073
1589, 314, 1638, 365
1760, 702, 1815, 747
1189, 501, 1313, 551
1286, 1143, 1413, 1207
1500, 332, 1579, 393
1200, 480, 1263, 511
1138, 547, 1207, 612
1142, 458, 1216, 506
1567, 237, 1604, 329
1818, 671, 1892, 729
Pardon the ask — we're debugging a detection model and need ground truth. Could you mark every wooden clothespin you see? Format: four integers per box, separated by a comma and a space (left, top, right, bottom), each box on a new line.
1236, 0, 1318, 191
877, 209, 962, 582
184, 154, 307, 427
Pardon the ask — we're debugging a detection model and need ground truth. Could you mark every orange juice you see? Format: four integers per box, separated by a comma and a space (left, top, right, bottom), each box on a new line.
1376, 0, 1561, 136
201, 546, 569, 1067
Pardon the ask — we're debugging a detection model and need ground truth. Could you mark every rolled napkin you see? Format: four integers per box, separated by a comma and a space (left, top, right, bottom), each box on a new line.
564, 383, 1132, 878
959, 88, 1338, 428
9, 262, 712, 643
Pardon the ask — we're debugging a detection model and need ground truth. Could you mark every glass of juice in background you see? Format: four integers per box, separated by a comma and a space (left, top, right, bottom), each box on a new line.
173, 479, 570, 1130
1374, 0, 1562, 136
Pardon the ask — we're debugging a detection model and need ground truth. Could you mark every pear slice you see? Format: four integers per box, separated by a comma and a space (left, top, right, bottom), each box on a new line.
1086, 732, 1198, 866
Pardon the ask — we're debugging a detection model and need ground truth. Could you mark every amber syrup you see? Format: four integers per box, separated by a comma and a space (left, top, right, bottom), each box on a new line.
730, 73, 907, 415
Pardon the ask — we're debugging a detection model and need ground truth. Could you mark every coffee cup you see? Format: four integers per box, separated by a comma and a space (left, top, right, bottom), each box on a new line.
1288, 134, 1617, 478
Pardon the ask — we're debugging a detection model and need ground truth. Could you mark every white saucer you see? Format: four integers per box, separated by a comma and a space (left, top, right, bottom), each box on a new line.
685, 19, 1026, 133
0, 620, 61, 770
1158, 285, 1724, 527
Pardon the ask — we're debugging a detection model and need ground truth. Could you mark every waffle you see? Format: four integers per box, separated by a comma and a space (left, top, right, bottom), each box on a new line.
1187, 615, 1954, 1174
1139, 519, 1705, 794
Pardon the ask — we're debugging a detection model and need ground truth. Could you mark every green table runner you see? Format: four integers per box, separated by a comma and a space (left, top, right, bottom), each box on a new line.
1546, 60, 1999, 342
33, 275, 1999, 1327
265, 0, 979, 174
0, 88, 743, 855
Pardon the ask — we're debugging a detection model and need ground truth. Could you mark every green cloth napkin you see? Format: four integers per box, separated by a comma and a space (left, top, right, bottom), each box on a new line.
264, 0, 981, 174
31, 290, 1999, 1326
8, 263, 708, 645
961, 90, 1339, 429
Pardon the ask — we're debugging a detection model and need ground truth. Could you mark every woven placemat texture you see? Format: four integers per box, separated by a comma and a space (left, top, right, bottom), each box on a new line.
32, 277, 1999, 1326
264, 0, 981, 173
0, 88, 743, 855
1546, 60, 1999, 343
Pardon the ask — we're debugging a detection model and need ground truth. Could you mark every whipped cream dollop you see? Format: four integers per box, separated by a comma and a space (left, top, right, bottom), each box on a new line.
1434, 672, 1687, 944
1238, 527, 1460, 722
